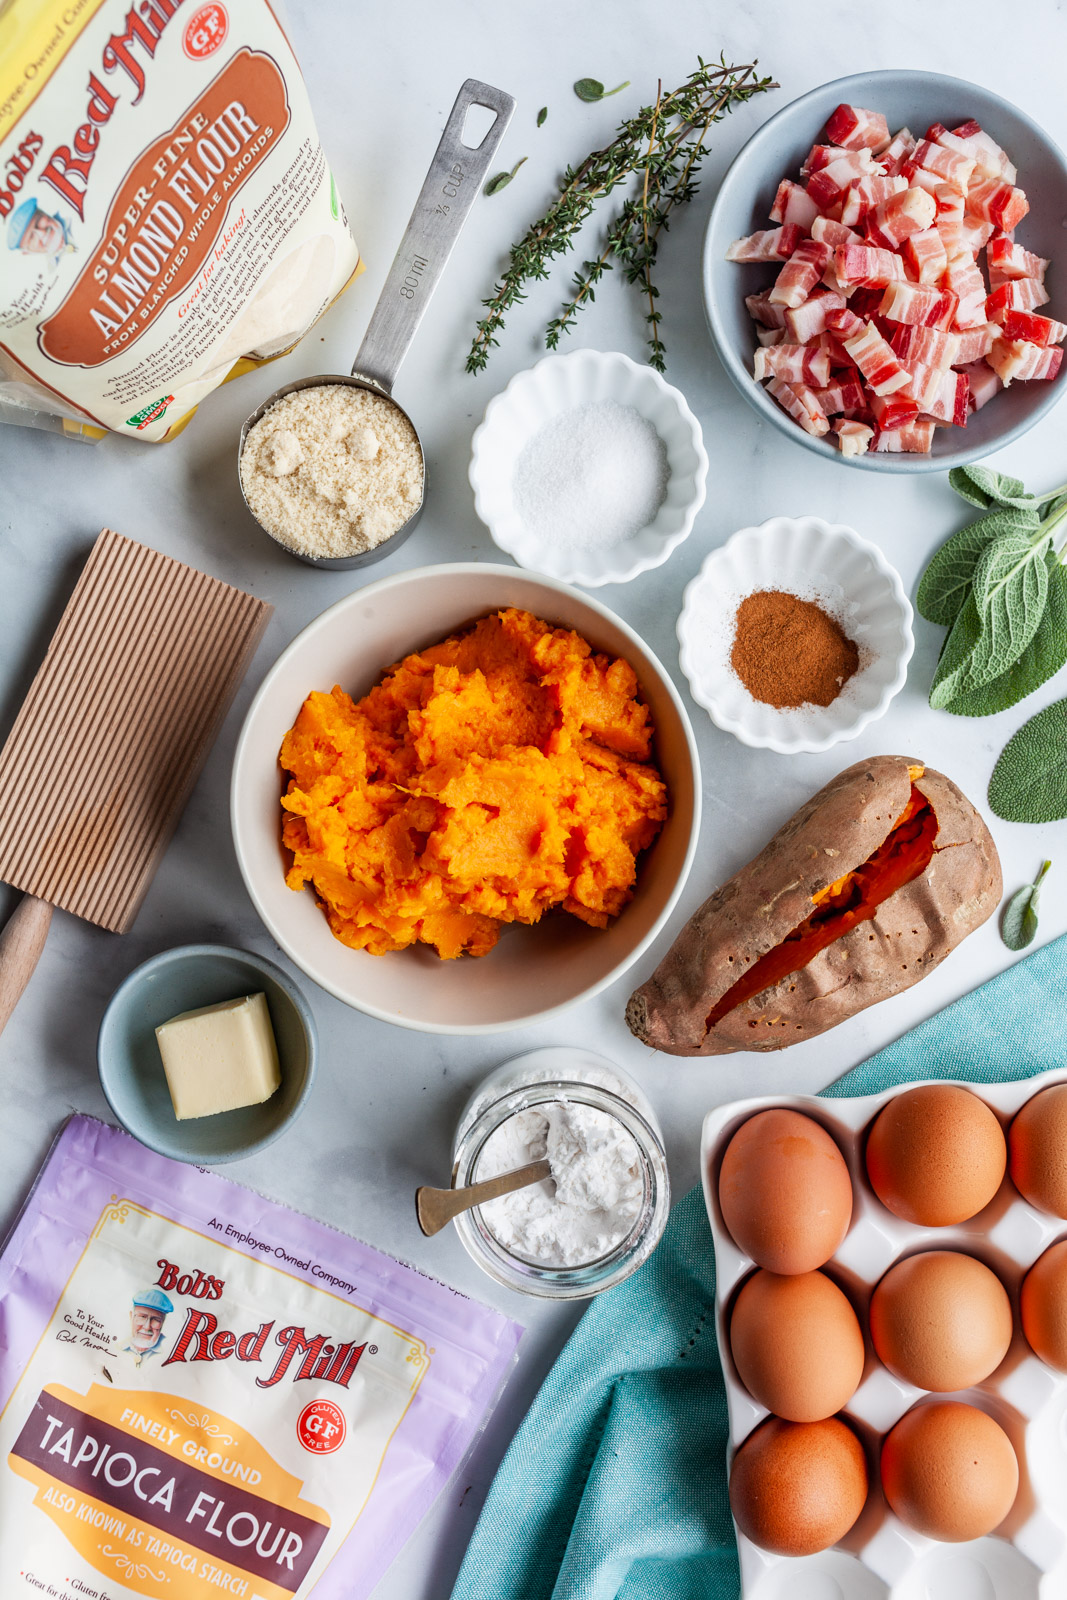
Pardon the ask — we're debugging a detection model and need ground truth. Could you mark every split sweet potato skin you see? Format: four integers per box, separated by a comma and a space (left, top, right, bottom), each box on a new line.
625, 755, 1001, 1057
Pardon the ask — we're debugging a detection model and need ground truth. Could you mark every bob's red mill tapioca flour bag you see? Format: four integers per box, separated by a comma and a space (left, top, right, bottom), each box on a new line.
0, 1117, 522, 1599
0, 0, 362, 442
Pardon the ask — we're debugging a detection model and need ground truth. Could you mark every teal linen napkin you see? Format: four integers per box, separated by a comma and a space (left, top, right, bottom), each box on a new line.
451, 936, 1067, 1600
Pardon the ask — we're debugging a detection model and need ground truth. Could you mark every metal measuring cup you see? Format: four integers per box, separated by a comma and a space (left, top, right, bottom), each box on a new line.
238, 78, 515, 570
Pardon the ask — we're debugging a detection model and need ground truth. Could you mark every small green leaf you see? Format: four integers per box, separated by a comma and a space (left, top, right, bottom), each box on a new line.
939, 560, 1067, 717
574, 77, 630, 102
930, 529, 1050, 708
1001, 860, 1052, 950
484, 156, 527, 196
949, 464, 1033, 510
990, 699, 1067, 822
916, 506, 1041, 627
537, 106, 548, 127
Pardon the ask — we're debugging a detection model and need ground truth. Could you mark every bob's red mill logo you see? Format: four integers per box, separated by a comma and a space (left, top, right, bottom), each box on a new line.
155, 1258, 369, 1391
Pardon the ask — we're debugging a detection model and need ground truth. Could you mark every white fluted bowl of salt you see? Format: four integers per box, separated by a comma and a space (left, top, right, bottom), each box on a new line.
470, 350, 708, 587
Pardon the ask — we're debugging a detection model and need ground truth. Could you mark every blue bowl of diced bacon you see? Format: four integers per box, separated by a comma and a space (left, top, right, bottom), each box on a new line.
703, 71, 1067, 469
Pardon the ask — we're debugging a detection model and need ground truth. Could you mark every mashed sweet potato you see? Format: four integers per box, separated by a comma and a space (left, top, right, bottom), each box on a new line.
279, 608, 668, 959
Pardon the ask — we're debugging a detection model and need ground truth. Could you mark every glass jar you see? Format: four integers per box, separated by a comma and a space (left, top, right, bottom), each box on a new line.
451, 1047, 670, 1300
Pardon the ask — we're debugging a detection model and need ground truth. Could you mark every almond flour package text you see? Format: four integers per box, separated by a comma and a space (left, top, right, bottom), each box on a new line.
0, 0, 362, 441
0, 1116, 522, 1599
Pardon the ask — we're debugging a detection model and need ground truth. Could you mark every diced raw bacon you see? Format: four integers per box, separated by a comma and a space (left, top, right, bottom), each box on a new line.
866, 187, 937, 248
873, 419, 936, 453
754, 343, 833, 386
890, 325, 961, 369
766, 377, 830, 436
830, 314, 912, 394
839, 174, 907, 225
959, 217, 996, 255
869, 390, 920, 430
819, 332, 858, 368
879, 281, 958, 327
998, 310, 1067, 347
934, 184, 964, 222
825, 104, 891, 152
784, 288, 846, 342
987, 278, 1050, 318
801, 144, 842, 176
847, 287, 888, 318
834, 244, 907, 288
832, 418, 874, 456
769, 179, 820, 232
746, 291, 789, 329
903, 227, 948, 284
769, 239, 832, 307
756, 326, 786, 347
825, 306, 865, 339
921, 369, 970, 426
899, 162, 942, 199
881, 128, 916, 176
726, 224, 804, 262
947, 121, 1017, 184
966, 173, 1029, 232
812, 378, 866, 414
811, 216, 861, 249
961, 358, 1003, 410
988, 338, 1064, 384
944, 250, 989, 329
909, 140, 976, 191
806, 168, 843, 212
806, 152, 877, 212
987, 235, 1048, 286
900, 361, 942, 411
954, 323, 996, 363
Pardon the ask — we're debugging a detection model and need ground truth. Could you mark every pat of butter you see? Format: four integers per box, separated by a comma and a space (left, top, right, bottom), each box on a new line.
155, 992, 281, 1121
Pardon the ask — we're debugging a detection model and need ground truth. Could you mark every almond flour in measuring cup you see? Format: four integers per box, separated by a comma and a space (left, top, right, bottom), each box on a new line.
240, 386, 423, 558
512, 401, 668, 551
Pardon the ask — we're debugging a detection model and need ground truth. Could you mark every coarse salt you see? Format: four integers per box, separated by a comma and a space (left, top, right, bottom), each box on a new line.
511, 400, 668, 551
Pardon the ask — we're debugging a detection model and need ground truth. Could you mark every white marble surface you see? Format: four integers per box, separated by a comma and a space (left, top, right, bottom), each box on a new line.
2, 2, 1067, 1595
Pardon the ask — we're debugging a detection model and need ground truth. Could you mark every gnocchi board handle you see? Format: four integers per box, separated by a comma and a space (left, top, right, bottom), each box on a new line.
0, 894, 53, 1039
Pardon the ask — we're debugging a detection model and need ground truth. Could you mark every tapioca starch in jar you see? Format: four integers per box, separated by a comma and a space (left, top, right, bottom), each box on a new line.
0, 1117, 520, 1600
0, 0, 362, 442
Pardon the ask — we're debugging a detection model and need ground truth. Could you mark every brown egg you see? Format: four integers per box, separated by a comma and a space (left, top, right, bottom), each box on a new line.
718, 1109, 853, 1274
870, 1250, 1013, 1391
865, 1084, 1006, 1225
1010, 1085, 1067, 1216
881, 1401, 1018, 1541
730, 1415, 868, 1556
1021, 1240, 1067, 1370
730, 1269, 865, 1421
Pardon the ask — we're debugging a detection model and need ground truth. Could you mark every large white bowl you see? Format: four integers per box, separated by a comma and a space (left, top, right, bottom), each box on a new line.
469, 350, 708, 587
677, 516, 913, 754
231, 564, 701, 1034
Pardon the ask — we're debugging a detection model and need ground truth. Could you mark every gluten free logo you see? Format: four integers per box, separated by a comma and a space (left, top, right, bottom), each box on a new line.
183, 3, 229, 59
297, 1399, 346, 1455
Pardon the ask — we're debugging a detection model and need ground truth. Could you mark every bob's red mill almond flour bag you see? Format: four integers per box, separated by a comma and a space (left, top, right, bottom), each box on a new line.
0, 0, 362, 441
0, 1117, 522, 1598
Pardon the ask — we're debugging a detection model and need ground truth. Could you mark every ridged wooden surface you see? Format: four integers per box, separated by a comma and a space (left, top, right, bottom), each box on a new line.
0, 529, 271, 932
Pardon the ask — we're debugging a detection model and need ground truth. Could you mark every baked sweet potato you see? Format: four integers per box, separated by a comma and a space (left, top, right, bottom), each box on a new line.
625, 755, 1001, 1056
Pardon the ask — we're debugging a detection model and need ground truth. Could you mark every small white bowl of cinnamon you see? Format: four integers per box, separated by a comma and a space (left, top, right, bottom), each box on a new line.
677, 515, 913, 754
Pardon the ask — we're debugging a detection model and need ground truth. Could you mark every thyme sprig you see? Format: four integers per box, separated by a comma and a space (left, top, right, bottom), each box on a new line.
467, 57, 777, 375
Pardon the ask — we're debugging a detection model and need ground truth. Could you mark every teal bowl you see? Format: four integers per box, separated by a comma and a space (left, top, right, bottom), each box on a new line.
98, 943, 318, 1164
703, 70, 1067, 472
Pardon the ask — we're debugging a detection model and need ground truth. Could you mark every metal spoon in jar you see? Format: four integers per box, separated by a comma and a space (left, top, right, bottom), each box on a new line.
238, 78, 515, 571
416, 1159, 552, 1237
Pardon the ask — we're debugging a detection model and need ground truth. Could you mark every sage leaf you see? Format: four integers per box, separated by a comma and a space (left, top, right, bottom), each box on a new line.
950, 464, 1032, 510
484, 157, 527, 196
929, 592, 983, 708
917, 506, 1042, 627
990, 698, 1067, 822
1001, 860, 1052, 950
537, 106, 548, 126
940, 560, 1067, 717
956, 530, 1050, 693
574, 77, 630, 102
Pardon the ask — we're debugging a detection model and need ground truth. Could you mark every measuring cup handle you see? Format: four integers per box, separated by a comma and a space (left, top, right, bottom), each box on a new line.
351, 79, 515, 394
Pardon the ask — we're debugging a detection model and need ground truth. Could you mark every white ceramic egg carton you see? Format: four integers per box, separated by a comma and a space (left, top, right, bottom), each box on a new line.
700, 1067, 1067, 1600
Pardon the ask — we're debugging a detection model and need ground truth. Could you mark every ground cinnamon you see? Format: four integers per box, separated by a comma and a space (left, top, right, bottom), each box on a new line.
731, 589, 859, 708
